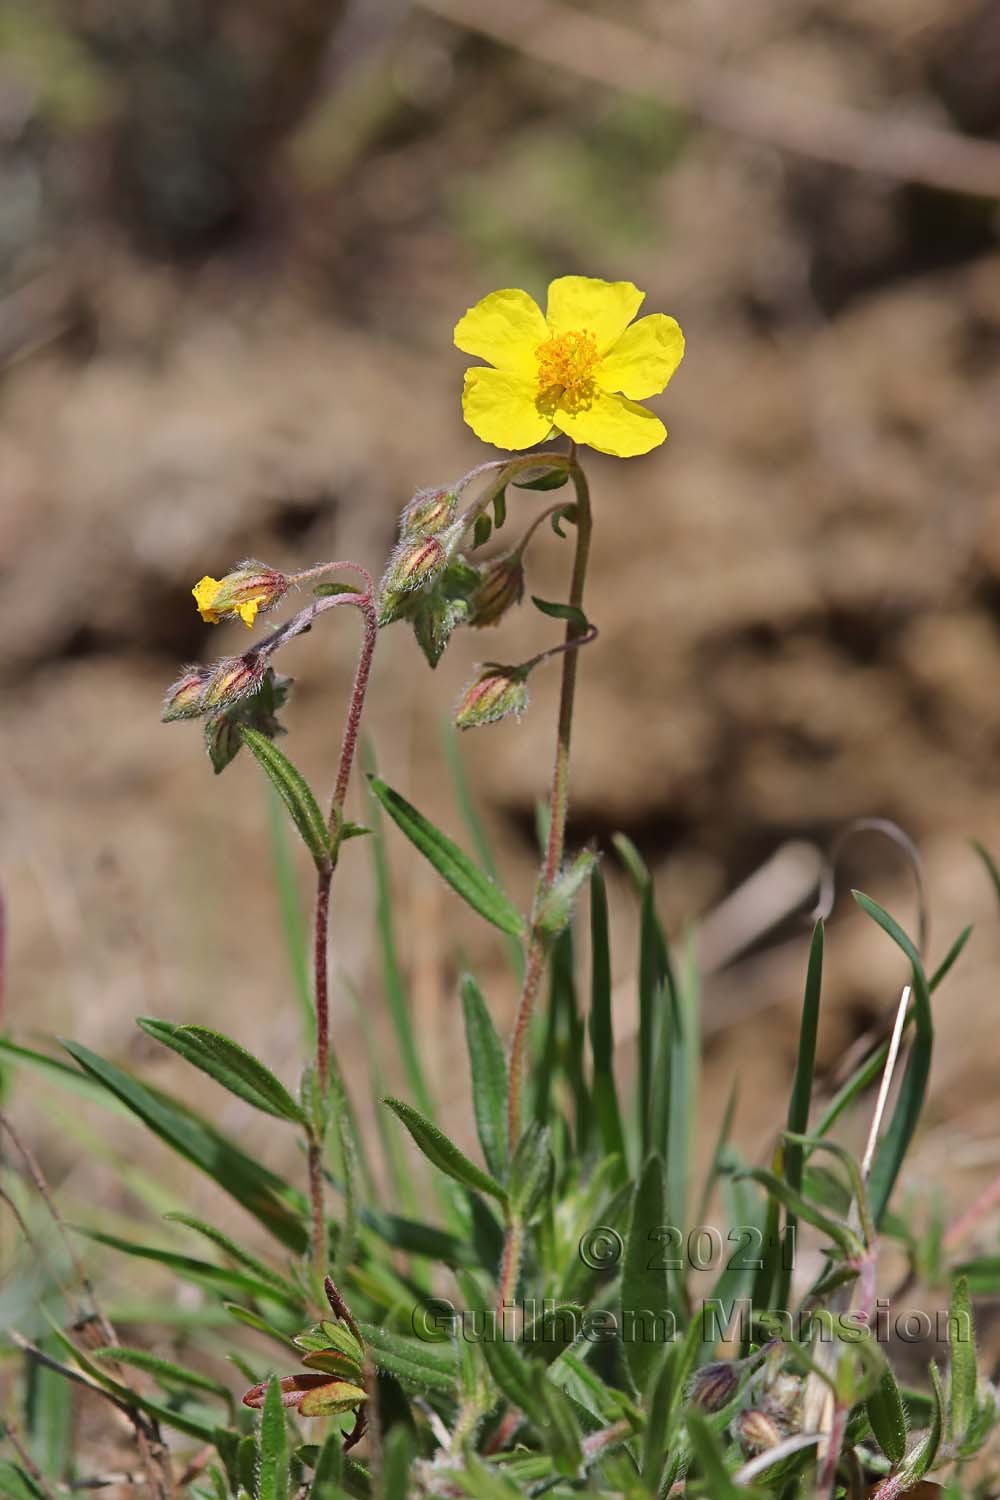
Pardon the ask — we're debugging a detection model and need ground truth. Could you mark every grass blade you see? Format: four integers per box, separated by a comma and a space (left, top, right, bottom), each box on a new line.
588, 869, 626, 1175
775, 921, 823, 1312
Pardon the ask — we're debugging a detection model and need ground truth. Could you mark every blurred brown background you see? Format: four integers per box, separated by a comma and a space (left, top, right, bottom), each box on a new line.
3, 0, 1000, 1252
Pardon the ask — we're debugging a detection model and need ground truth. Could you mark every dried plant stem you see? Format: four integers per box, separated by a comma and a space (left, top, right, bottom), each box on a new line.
306, 582, 378, 1280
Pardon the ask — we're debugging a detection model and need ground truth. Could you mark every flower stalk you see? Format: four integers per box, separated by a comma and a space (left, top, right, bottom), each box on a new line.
498, 454, 592, 1314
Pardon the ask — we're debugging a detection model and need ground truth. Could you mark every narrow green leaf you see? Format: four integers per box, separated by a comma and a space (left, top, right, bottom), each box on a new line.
266, 788, 315, 1045
948, 1274, 977, 1443
59, 1041, 307, 1252
367, 777, 524, 936
906, 1361, 944, 1481
461, 975, 508, 1180
259, 1375, 289, 1500
364, 764, 437, 1124
313, 582, 362, 597
24, 1332, 72, 1483
776, 921, 823, 1313
379, 1426, 413, 1500
358, 1324, 456, 1395
971, 839, 1000, 909
953, 1256, 1000, 1293
622, 1153, 671, 1395
473, 513, 492, 547
383, 1097, 506, 1203
0, 1462, 47, 1500
588, 869, 626, 1174
241, 726, 331, 869
866, 1363, 908, 1464
736, 1167, 861, 1257
93, 1345, 231, 1403
73, 1224, 300, 1307
853, 893, 934, 1225
492, 490, 507, 530
163, 1213, 303, 1304
929, 924, 973, 992
530, 596, 589, 631
442, 724, 523, 978
138, 1019, 307, 1126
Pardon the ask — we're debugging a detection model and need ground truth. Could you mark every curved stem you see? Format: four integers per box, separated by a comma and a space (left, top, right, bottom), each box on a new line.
504, 457, 593, 1192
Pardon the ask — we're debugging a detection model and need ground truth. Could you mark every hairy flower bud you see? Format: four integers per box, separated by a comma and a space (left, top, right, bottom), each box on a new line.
402, 486, 458, 537
200, 653, 264, 711
379, 533, 456, 626
454, 664, 529, 730
733, 1408, 784, 1456
467, 551, 525, 627
687, 1361, 741, 1413
193, 561, 288, 629
162, 665, 212, 721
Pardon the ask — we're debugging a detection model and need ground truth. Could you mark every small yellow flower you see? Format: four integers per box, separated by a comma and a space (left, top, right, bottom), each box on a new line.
192, 562, 288, 628
454, 276, 684, 458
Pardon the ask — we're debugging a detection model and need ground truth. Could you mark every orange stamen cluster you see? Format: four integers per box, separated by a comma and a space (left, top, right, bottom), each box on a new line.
535, 329, 599, 412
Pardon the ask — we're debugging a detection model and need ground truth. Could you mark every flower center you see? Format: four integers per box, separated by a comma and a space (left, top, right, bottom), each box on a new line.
535, 329, 599, 412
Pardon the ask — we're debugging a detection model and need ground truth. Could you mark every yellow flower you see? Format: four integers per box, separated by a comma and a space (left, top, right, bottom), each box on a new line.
454, 276, 684, 458
192, 562, 288, 628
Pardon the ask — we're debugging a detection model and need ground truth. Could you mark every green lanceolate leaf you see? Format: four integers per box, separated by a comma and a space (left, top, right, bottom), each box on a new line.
589, 869, 627, 1174
530, 596, 589, 631
461, 974, 508, 1180
904, 1361, 944, 1482
60, 1040, 307, 1252
866, 1362, 908, 1464
74, 1225, 299, 1307
736, 1168, 861, 1258
383, 1097, 506, 1203
948, 1273, 977, 1444
507, 1122, 552, 1221
622, 1153, 671, 1395
138, 1019, 307, 1126
259, 1375, 289, 1500
164, 1213, 303, 1303
367, 777, 524, 936
358, 1324, 456, 1395
241, 726, 331, 869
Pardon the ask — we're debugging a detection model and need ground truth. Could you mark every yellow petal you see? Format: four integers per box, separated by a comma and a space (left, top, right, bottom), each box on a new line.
596, 314, 685, 400
454, 289, 549, 377
236, 598, 260, 628
461, 367, 553, 450
553, 389, 666, 458
193, 576, 223, 624
545, 276, 644, 354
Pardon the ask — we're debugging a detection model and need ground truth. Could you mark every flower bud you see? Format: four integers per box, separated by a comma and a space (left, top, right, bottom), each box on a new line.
200, 653, 264, 711
402, 486, 458, 537
467, 551, 525, 628
378, 535, 450, 625
733, 1408, 783, 1456
192, 561, 288, 629
162, 665, 212, 721
687, 1361, 740, 1413
454, 664, 529, 730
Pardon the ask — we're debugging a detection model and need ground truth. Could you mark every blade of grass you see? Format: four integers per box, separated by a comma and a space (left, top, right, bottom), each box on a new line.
266, 788, 314, 1047
775, 922, 824, 1313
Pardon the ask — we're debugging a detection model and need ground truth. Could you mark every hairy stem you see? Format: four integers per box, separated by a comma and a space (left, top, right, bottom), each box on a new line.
506, 459, 592, 1151
306, 586, 379, 1281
